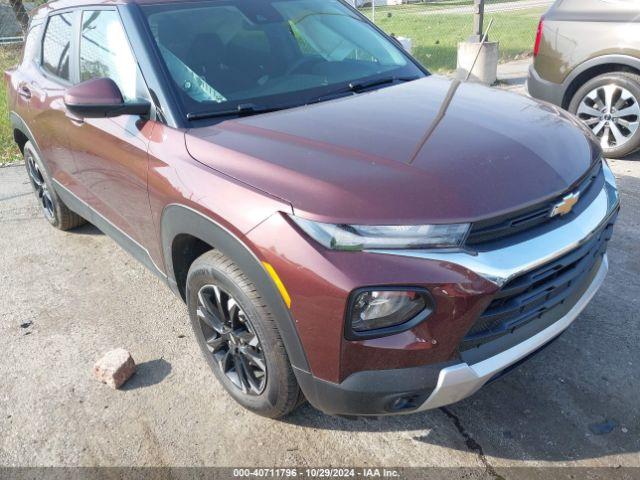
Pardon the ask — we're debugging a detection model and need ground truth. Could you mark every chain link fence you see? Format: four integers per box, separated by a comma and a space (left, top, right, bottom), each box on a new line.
355, 0, 551, 72
0, 1, 48, 44
1, 1, 27, 44
0, 4, 24, 45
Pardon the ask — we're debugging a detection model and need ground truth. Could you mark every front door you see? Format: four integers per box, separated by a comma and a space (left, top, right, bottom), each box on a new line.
67, 8, 157, 250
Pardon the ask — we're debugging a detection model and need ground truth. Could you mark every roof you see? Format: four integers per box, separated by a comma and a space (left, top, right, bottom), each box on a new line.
33, 0, 187, 16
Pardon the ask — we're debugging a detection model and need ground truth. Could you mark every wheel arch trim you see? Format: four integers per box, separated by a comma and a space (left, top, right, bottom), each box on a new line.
160, 204, 310, 373
10, 111, 42, 156
10, 111, 60, 195
562, 54, 640, 107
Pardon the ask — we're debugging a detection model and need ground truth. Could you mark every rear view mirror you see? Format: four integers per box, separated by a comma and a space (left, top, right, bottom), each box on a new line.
64, 78, 150, 119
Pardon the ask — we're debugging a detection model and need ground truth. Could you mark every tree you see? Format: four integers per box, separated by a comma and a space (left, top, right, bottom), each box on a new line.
8, 0, 30, 34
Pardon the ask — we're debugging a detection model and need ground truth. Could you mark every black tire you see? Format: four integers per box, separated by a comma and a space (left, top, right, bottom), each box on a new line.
569, 72, 640, 159
23, 142, 86, 230
186, 250, 303, 418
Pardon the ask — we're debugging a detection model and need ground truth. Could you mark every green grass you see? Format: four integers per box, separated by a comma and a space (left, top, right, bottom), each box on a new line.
1, 45, 22, 165
364, 7, 545, 72
362, 0, 522, 15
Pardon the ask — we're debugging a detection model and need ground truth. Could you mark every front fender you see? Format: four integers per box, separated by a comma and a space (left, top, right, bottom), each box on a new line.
160, 204, 310, 373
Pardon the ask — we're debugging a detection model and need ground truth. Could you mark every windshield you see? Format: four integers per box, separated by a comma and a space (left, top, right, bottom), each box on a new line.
141, 0, 425, 118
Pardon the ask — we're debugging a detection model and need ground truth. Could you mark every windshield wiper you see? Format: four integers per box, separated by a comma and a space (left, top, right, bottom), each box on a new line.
349, 75, 420, 92
186, 103, 283, 121
308, 75, 421, 105
187, 76, 422, 120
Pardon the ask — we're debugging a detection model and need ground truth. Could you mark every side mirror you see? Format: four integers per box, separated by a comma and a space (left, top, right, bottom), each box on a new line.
64, 78, 150, 119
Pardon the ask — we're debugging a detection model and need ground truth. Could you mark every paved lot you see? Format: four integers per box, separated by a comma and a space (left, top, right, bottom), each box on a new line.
0, 104, 639, 472
1, 158, 638, 472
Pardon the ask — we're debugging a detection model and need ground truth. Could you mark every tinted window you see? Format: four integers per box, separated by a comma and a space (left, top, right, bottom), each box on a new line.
79, 10, 146, 101
42, 13, 73, 81
142, 0, 423, 117
23, 22, 44, 64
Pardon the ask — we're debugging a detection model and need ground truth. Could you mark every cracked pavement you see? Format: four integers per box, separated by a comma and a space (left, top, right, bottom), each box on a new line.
1, 125, 639, 471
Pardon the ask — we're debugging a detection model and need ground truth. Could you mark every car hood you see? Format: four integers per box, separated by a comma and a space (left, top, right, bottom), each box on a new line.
185, 76, 600, 224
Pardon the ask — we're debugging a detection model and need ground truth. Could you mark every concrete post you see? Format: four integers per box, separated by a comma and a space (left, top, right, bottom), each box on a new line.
456, 0, 498, 85
456, 40, 499, 84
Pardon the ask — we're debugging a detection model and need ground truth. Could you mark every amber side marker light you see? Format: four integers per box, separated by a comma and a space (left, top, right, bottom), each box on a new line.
262, 261, 292, 309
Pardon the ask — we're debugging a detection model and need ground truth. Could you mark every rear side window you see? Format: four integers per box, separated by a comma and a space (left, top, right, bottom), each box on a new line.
22, 22, 43, 64
79, 10, 146, 101
42, 13, 74, 81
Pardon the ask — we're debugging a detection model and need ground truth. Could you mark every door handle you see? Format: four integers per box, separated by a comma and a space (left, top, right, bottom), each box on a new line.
18, 84, 32, 100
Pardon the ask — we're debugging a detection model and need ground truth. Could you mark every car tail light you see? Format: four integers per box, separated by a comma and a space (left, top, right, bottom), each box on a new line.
534, 17, 544, 57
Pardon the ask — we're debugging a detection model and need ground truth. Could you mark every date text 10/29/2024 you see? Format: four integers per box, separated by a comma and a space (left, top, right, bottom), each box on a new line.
233, 469, 401, 478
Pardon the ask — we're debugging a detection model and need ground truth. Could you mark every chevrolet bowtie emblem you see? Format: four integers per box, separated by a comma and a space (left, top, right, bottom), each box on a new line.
550, 192, 580, 218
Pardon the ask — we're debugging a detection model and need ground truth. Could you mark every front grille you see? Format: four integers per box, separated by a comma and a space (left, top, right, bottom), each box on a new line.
466, 161, 603, 246
460, 217, 615, 351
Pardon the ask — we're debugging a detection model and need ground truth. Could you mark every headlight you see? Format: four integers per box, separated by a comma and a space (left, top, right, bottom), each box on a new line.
346, 288, 434, 339
289, 216, 470, 251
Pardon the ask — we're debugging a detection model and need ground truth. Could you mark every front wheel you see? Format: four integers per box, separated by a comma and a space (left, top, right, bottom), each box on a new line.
569, 72, 640, 159
186, 250, 303, 418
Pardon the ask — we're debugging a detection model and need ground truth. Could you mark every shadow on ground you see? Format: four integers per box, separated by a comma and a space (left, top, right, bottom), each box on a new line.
122, 359, 172, 390
73, 223, 102, 236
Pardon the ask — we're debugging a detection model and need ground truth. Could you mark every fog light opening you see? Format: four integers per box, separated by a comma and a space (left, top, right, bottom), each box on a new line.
388, 394, 422, 412
345, 287, 434, 340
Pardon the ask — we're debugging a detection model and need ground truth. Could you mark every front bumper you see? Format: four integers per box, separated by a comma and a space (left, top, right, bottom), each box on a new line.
416, 254, 608, 411
296, 255, 608, 416
295, 161, 619, 416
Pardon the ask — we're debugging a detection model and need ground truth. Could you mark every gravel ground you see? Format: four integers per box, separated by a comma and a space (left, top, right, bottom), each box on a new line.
0, 116, 639, 473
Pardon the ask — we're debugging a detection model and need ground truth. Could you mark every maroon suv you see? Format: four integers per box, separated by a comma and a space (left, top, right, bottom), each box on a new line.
5, 0, 619, 418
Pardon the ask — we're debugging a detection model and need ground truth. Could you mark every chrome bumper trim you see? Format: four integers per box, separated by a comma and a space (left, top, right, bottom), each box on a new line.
369, 161, 619, 287
414, 255, 608, 411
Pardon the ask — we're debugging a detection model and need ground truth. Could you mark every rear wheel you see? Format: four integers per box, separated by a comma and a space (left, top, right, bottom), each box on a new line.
24, 142, 85, 230
569, 72, 640, 159
186, 250, 303, 418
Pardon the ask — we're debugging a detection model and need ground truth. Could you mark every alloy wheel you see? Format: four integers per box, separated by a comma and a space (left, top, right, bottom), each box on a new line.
577, 84, 640, 150
196, 284, 267, 395
26, 154, 55, 222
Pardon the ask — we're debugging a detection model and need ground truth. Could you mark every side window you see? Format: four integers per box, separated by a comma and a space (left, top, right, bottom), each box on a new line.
23, 21, 44, 65
42, 13, 74, 81
79, 10, 146, 101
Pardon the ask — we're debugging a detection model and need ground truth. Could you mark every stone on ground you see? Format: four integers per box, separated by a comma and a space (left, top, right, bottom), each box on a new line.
92, 348, 136, 389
